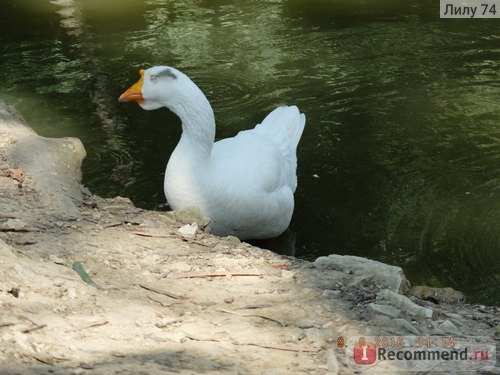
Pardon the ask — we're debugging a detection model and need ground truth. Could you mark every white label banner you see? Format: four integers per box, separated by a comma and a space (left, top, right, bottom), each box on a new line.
440, 0, 500, 18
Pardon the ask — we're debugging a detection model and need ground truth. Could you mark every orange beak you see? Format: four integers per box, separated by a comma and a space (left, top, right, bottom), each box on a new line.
119, 69, 145, 103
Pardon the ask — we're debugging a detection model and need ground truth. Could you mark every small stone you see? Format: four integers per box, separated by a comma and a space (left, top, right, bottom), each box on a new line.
322, 289, 341, 298
53, 278, 65, 287
368, 303, 400, 318
295, 331, 306, 341
224, 296, 234, 304
225, 236, 241, 247
155, 318, 183, 329
281, 269, 295, 279
436, 319, 461, 335
66, 287, 77, 299
393, 318, 420, 335
8, 287, 20, 298
48, 254, 65, 265
178, 223, 198, 238
168, 206, 211, 227
140, 219, 158, 228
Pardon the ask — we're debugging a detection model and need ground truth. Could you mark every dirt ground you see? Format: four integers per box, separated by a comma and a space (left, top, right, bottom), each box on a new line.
0, 101, 498, 375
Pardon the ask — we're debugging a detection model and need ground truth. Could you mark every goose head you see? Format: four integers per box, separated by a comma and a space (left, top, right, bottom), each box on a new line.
119, 66, 194, 111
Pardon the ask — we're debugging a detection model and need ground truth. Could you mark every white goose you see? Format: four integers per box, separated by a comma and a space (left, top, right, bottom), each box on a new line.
119, 66, 305, 240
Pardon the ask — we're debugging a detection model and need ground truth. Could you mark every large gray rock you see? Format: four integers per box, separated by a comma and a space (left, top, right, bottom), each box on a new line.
315, 254, 409, 294
0, 100, 86, 219
377, 289, 433, 318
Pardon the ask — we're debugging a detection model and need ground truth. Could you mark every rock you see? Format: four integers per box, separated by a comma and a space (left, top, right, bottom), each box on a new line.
5, 115, 85, 219
178, 223, 198, 238
167, 206, 211, 227
436, 319, 461, 335
315, 254, 409, 294
367, 303, 400, 318
140, 219, 158, 228
408, 285, 465, 304
377, 289, 433, 318
3, 219, 27, 231
224, 235, 241, 247
66, 287, 77, 299
344, 274, 372, 288
281, 269, 295, 279
48, 254, 65, 265
393, 318, 420, 335
322, 289, 341, 298
224, 296, 234, 304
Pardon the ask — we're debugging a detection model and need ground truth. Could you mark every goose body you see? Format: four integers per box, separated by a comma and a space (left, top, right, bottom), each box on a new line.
119, 66, 305, 240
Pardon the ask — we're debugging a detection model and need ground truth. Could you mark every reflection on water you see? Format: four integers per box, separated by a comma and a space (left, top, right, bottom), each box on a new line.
0, 0, 498, 304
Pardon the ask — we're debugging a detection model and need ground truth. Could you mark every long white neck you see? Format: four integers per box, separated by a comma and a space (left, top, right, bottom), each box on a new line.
163, 80, 216, 209
165, 82, 215, 160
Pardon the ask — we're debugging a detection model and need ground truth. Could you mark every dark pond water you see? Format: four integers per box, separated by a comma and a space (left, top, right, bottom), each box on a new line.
1, 0, 498, 304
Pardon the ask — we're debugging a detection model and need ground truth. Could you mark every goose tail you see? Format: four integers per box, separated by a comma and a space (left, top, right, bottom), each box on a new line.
255, 105, 306, 152
255, 106, 306, 191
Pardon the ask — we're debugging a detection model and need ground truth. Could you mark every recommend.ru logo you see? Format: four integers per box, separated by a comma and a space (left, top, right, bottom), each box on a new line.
346, 336, 496, 372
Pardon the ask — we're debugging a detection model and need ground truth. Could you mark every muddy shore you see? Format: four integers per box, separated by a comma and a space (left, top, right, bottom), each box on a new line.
0, 101, 498, 374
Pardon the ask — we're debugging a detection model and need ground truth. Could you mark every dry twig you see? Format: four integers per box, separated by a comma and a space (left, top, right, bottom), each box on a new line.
178, 272, 260, 279
66, 318, 108, 332
218, 309, 286, 327
21, 324, 47, 333
131, 231, 209, 246
139, 284, 187, 300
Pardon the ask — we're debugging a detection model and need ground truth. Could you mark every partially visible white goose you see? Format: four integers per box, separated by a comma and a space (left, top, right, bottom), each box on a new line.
119, 66, 305, 240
